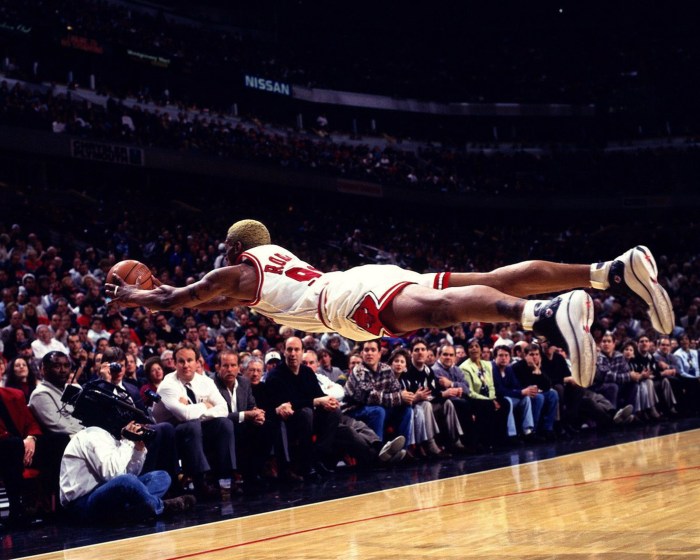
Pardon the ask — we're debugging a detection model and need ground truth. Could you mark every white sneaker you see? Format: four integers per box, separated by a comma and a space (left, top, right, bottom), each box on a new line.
531, 290, 596, 388
607, 246, 674, 334
613, 404, 634, 424
378, 435, 406, 462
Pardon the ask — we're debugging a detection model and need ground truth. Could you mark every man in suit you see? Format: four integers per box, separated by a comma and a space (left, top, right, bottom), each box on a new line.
152, 343, 236, 499
0, 385, 43, 526
100, 347, 179, 492
213, 350, 266, 484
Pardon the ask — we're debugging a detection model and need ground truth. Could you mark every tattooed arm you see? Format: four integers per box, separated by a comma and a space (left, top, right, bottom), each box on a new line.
106, 264, 256, 311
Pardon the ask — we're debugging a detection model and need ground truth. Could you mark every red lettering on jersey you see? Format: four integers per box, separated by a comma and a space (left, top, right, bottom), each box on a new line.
264, 265, 283, 275
350, 294, 383, 336
269, 253, 292, 266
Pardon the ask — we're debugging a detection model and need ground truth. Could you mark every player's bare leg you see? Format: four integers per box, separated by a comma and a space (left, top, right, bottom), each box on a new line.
381, 284, 596, 387
445, 261, 590, 297
436, 245, 673, 334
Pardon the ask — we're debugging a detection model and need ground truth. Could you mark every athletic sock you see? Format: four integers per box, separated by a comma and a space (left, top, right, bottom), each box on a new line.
521, 300, 540, 330
590, 261, 611, 290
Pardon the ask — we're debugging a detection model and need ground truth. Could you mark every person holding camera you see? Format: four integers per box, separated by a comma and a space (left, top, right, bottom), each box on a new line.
59, 420, 195, 522
98, 347, 180, 492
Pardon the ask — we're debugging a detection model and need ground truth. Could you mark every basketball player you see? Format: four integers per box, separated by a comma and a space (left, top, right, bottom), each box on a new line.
105, 220, 674, 388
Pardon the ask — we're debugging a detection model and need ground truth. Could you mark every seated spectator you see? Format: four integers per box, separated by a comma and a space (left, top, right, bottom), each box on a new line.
32, 325, 68, 360
317, 348, 344, 383
0, 385, 43, 527
154, 313, 183, 346
590, 333, 637, 413
139, 356, 166, 409
389, 347, 447, 459
405, 338, 460, 455
152, 343, 236, 499
160, 349, 176, 373
212, 350, 267, 485
302, 349, 405, 466
430, 343, 472, 451
28, 352, 84, 495
241, 356, 286, 480
621, 340, 661, 421
265, 337, 341, 480
66, 332, 91, 385
491, 344, 536, 440
512, 344, 559, 440
459, 338, 511, 450
653, 336, 683, 414
343, 339, 412, 447
122, 352, 144, 389
29, 352, 84, 438
264, 350, 282, 375
325, 334, 349, 371
671, 334, 700, 415
86, 316, 110, 347
4, 357, 39, 402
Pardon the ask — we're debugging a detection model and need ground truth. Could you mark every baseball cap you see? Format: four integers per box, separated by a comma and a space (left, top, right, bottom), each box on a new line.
264, 351, 281, 365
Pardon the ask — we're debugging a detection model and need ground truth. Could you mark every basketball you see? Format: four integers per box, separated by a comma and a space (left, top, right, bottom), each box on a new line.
107, 260, 157, 290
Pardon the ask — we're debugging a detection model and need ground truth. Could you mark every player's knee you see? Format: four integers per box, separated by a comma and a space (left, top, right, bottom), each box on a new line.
425, 297, 459, 327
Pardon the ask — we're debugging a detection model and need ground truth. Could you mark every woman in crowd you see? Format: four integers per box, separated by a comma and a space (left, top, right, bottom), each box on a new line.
389, 348, 445, 459
140, 356, 165, 408
459, 338, 511, 450
4, 357, 39, 401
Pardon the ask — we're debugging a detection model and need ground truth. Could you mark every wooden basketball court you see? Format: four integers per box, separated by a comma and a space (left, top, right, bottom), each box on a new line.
20, 429, 700, 559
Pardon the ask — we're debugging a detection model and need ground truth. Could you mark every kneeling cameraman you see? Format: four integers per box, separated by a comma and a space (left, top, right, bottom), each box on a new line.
98, 347, 180, 491
60, 420, 194, 522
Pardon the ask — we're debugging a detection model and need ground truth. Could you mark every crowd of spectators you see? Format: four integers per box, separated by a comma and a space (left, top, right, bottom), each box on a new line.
0, 179, 698, 526
2, 78, 700, 198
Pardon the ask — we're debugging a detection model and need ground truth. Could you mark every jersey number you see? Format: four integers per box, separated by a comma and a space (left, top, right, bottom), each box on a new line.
285, 266, 322, 284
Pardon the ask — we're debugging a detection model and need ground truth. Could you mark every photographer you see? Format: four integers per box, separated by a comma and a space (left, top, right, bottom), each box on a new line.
59, 420, 194, 522
99, 348, 179, 491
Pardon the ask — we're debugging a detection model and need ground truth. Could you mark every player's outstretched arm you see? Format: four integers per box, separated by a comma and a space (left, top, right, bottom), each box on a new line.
106, 265, 252, 311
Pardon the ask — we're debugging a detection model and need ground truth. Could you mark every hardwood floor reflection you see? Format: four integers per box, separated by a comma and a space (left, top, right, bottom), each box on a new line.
19, 429, 700, 560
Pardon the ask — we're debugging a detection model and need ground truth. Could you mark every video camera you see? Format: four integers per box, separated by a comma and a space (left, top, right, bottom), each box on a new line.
61, 379, 156, 443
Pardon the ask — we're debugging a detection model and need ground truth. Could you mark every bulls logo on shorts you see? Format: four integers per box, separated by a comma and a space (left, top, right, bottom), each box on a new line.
350, 294, 383, 336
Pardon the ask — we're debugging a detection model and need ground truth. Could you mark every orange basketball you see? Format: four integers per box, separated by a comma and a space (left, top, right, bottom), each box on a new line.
107, 260, 156, 290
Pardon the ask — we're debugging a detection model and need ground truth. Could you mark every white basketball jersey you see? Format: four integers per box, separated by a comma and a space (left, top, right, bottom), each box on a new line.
236, 244, 329, 332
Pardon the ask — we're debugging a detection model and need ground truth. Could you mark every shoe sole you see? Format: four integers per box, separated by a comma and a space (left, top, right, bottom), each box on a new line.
625, 246, 674, 334
389, 449, 406, 463
556, 290, 596, 388
378, 435, 406, 462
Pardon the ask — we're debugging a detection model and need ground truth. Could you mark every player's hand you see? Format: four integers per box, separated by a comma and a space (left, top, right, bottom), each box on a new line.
104, 273, 128, 301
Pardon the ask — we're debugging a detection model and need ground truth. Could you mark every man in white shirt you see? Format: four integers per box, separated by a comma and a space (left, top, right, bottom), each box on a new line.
59, 420, 195, 522
153, 343, 236, 499
30, 325, 68, 360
